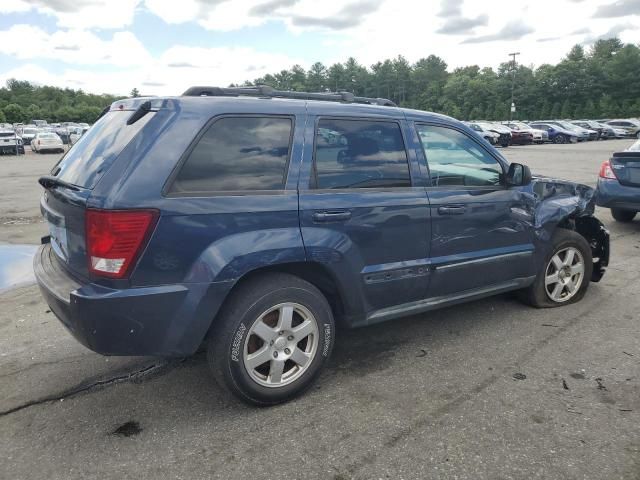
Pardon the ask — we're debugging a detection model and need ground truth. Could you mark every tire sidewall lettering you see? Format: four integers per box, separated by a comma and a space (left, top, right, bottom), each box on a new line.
231, 323, 247, 362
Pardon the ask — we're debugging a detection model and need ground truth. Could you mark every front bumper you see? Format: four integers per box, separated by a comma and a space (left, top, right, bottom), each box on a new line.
596, 178, 640, 210
34, 244, 233, 356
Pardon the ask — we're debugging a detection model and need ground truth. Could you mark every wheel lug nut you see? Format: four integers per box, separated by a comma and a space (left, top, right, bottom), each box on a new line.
279, 331, 284, 336
284, 348, 290, 354
273, 351, 278, 358
287, 335, 294, 341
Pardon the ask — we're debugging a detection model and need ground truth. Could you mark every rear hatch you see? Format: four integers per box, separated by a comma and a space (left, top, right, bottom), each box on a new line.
40, 99, 158, 279
611, 151, 640, 188
0, 131, 17, 144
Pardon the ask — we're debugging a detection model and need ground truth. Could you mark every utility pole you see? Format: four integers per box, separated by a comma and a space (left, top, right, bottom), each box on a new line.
509, 52, 520, 121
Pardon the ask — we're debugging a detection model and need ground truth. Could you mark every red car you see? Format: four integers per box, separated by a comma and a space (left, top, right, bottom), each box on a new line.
508, 127, 534, 145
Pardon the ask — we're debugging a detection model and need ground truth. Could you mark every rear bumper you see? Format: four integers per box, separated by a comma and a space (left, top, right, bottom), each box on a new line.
34, 244, 233, 357
596, 178, 640, 210
0, 145, 23, 154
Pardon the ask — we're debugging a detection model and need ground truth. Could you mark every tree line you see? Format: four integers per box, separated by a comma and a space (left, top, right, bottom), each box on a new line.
0, 79, 120, 124
242, 37, 640, 121
1, 37, 638, 125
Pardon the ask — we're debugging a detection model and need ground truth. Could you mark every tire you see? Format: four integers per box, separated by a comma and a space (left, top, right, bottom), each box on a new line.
207, 272, 335, 405
636, 131, 640, 139
553, 135, 565, 144
519, 229, 592, 308
611, 208, 637, 223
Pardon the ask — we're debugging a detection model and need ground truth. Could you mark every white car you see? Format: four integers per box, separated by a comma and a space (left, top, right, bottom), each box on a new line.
19, 126, 39, 145
0, 129, 24, 155
69, 126, 89, 145
31, 132, 64, 153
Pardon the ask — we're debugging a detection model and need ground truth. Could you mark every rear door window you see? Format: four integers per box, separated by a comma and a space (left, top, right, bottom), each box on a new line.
54, 111, 154, 189
169, 116, 293, 194
313, 118, 411, 189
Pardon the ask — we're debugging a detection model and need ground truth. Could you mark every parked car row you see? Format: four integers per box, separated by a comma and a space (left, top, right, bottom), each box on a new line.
462, 118, 638, 147
1, 120, 91, 155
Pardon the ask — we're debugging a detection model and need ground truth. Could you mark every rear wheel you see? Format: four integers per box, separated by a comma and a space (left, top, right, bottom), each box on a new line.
519, 229, 592, 308
207, 273, 335, 405
611, 208, 637, 223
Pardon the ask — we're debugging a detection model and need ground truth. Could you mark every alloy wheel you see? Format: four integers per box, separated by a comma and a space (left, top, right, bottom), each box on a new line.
544, 247, 585, 303
243, 302, 319, 388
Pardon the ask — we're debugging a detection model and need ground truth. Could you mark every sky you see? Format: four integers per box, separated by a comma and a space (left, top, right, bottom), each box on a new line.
0, 0, 638, 96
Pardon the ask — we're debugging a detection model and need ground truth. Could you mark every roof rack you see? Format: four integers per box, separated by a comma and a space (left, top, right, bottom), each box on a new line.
181, 85, 397, 107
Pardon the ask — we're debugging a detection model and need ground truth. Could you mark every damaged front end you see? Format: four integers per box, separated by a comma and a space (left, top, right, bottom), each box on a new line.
529, 177, 610, 282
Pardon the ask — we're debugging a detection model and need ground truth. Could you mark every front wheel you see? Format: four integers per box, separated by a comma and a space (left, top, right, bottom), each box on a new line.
553, 134, 566, 144
519, 229, 592, 308
207, 273, 335, 405
611, 208, 636, 222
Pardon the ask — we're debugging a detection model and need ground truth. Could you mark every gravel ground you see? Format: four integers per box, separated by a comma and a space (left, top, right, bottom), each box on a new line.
1, 140, 638, 480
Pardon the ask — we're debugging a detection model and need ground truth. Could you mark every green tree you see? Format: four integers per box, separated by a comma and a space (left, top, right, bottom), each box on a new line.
130, 88, 140, 97
3, 103, 25, 123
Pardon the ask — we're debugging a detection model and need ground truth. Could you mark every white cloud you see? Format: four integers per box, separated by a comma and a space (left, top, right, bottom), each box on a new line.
0, 0, 140, 29
0, 24, 152, 67
0, 45, 300, 96
1, 0, 640, 96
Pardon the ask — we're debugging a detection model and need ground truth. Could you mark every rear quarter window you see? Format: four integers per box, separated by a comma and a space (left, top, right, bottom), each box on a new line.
53, 110, 154, 189
168, 116, 293, 194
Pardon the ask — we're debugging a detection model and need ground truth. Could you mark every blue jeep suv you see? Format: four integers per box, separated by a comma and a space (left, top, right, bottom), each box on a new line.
34, 86, 610, 405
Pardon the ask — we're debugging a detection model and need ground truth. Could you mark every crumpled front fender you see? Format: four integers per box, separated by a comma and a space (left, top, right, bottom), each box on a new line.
527, 176, 609, 282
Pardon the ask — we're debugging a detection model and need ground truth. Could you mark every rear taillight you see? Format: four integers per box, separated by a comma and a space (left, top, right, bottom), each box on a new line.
599, 160, 617, 180
85, 209, 158, 278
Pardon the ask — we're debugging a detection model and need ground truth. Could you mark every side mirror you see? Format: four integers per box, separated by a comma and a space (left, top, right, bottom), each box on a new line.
506, 163, 532, 186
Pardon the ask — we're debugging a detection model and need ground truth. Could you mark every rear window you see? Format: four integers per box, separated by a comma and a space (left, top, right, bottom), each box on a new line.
169, 116, 293, 194
53, 110, 153, 189
313, 118, 410, 189
0, 132, 13, 137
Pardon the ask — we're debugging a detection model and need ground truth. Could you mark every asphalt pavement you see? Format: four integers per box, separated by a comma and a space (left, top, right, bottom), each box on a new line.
1, 140, 638, 480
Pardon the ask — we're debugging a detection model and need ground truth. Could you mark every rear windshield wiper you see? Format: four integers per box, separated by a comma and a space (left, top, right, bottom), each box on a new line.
38, 175, 80, 191
126, 100, 152, 125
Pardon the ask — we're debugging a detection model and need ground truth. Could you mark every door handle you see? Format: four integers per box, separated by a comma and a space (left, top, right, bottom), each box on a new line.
438, 206, 466, 215
312, 210, 352, 222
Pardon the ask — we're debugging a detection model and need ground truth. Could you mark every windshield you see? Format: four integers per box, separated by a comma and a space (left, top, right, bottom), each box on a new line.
53, 110, 154, 189
627, 140, 640, 151
556, 121, 578, 131
23, 128, 37, 135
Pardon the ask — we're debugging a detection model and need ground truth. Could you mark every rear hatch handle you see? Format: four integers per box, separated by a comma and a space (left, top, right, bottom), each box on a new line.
38, 175, 80, 191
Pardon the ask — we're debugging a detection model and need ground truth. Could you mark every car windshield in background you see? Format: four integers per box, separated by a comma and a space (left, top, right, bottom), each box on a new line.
557, 121, 579, 131
53, 110, 154, 189
24, 128, 37, 135
0, 132, 14, 137
628, 140, 640, 151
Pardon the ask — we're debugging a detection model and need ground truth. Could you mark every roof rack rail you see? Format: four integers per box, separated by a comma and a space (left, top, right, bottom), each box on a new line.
181, 85, 397, 107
